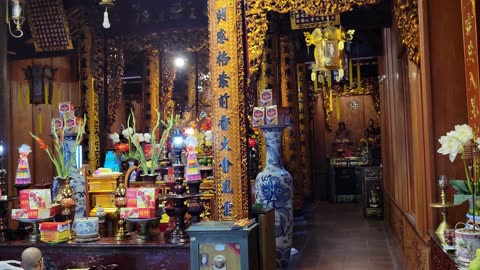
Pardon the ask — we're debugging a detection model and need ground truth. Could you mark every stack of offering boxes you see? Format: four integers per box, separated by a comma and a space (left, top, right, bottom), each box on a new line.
120, 187, 159, 219
54, 102, 83, 134
253, 89, 290, 126
39, 221, 71, 243
11, 189, 61, 220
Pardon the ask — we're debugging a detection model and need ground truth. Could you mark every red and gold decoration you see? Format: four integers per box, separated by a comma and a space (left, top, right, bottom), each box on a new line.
461, 0, 480, 131
280, 35, 304, 213
209, 0, 249, 220
26, 0, 73, 52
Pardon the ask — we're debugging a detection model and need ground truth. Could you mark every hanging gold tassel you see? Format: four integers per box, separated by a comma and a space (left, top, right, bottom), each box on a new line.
349, 59, 353, 88
44, 79, 49, 104
25, 81, 30, 106
313, 72, 318, 92
336, 94, 340, 120
327, 71, 332, 88
329, 90, 333, 111
357, 62, 361, 90
38, 108, 43, 135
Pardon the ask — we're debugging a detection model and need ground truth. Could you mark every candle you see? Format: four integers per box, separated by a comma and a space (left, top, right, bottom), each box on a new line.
439, 175, 446, 187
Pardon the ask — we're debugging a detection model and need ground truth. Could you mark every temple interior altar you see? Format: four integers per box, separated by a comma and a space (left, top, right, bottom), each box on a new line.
0, 0, 435, 269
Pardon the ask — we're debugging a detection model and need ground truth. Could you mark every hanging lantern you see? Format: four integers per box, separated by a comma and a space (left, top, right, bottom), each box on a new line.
304, 25, 354, 88
24, 65, 55, 105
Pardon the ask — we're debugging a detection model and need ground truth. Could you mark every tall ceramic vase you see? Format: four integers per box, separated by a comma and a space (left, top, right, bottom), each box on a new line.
255, 125, 293, 269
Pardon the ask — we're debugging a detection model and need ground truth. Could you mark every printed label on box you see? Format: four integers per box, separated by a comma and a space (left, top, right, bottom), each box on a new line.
265, 105, 278, 125
126, 188, 158, 209
11, 204, 60, 219
120, 207, 156, 219
260, 89, 273, 107
252, 107, 265, 127
20, 189, 52, 209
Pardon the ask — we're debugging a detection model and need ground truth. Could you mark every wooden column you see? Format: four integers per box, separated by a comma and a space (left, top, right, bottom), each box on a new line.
145, 49, 160, 135
0, 0, 10, 192
297, 64, 312, 200
209, 0, 249, 219
257, 24, 279, 170
280, 35, 304, 214
461, 0, 480, 132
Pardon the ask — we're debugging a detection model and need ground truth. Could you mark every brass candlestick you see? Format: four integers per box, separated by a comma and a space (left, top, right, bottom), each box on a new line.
430, 175, 454, 244
113, 176, 128, 241
59, 179, 76, 239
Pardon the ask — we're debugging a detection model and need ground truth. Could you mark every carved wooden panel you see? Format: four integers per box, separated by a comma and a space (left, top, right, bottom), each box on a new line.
404, 220, 429, 270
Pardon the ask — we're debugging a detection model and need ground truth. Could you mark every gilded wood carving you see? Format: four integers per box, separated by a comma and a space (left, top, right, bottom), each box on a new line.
393, 0, 420, 65
245, 0, 381, 79
209, 0, 249, 220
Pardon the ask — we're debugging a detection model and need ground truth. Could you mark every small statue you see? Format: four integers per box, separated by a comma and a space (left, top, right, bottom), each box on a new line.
333, 122, 353, 157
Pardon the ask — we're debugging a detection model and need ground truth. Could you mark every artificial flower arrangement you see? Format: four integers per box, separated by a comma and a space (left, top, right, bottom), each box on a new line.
126, 109, 179, 176
437, 124, 480, 208
30, 115, 86, 179
109, 115, 144, 162
194, 116, 213, 155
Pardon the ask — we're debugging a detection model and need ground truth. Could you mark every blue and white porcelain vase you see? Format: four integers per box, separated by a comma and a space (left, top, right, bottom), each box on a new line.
52, 135, 86, 219
255, 125, 293, 269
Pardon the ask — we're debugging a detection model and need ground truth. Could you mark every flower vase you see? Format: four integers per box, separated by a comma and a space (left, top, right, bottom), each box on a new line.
126, 159, 137, 182
466, 197, 480, 228
255, 125, 293, 269
140, 174, 158, 187
53, 177, 68, 204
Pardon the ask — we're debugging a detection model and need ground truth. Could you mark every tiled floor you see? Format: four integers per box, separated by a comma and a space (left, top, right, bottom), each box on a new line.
288, 202, 405, 270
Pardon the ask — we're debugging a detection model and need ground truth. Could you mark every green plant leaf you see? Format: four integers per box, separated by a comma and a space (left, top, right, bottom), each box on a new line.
449, 179, 470, 194
453, 194, 472, 205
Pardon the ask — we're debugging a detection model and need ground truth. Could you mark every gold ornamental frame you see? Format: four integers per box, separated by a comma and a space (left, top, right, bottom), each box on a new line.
245, 0, 382, 78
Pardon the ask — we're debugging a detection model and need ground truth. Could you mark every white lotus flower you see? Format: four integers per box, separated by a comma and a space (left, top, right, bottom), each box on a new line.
452, 124, 474, 144
144, 133, 151, 143
109, 133, 120, 144
132, 133, 144, 143
438, 134, 464, 162
122, 127, 134, 138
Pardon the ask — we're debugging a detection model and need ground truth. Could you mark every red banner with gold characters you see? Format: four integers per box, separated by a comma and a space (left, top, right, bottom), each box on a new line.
462, 0, 480, 134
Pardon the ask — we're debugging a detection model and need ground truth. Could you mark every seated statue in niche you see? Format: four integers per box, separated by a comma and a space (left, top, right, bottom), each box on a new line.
365, 118, 380, 144
362, 118, 381, 165
333, 122, 353, 157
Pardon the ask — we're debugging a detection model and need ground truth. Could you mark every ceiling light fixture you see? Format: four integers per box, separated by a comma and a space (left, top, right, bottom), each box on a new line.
99, 0, 114, 29
6, 0, 26, 38
174, 57, 186, 68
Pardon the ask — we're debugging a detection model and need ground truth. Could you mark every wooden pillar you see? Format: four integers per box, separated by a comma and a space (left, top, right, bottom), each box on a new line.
80, 27, 100, 171
209, 0, 249, 219
280, 35, 304, 214
145, 49, 160, 135
461, 0, 480, 132
257, 24, 279, 170
0, 0, 10, 192
160, 53, 177, 121
297, 64, 312, 200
